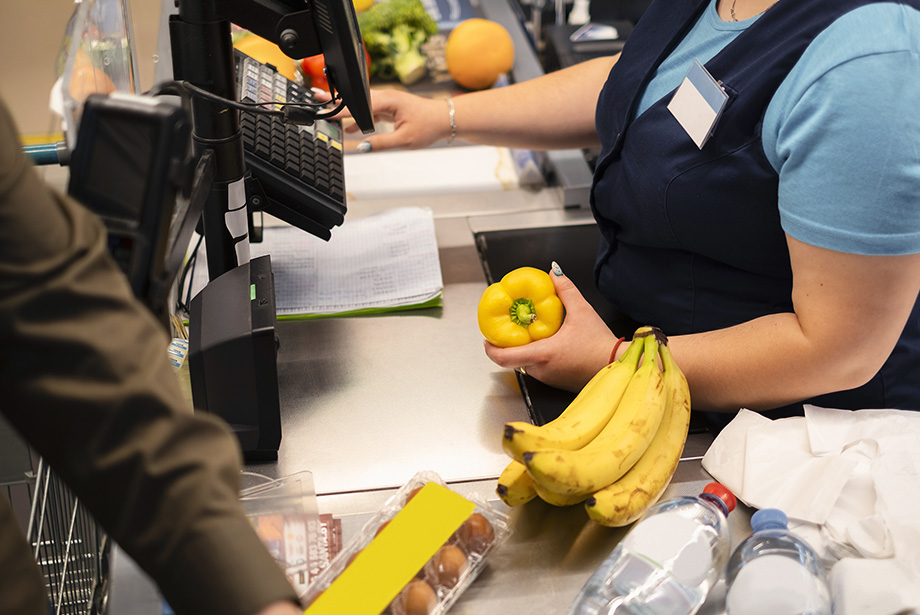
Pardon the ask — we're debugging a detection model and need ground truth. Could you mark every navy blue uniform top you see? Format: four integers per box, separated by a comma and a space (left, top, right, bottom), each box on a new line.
589, 0, 920, 429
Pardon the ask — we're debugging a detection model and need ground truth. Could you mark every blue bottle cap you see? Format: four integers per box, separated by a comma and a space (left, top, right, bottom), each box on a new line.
751, 508, 789, 533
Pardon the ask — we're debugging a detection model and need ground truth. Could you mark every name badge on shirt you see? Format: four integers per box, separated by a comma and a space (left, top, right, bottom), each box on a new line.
667, 59, 729, 149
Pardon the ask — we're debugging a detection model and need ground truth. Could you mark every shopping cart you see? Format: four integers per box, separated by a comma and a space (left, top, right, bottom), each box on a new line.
24, 458, 110, 615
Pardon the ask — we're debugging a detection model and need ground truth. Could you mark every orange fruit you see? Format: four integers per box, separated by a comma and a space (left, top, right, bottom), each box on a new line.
445, 19, 514, 90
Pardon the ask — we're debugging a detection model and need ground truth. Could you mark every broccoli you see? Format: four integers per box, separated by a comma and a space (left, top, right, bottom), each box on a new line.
357, 0, 438, 85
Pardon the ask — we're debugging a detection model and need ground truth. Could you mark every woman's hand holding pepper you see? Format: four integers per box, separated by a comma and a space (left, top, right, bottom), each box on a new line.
483, 265, 620, 392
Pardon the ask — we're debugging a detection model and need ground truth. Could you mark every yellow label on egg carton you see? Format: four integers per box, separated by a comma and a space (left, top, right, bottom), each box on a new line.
303, 482, 475, 615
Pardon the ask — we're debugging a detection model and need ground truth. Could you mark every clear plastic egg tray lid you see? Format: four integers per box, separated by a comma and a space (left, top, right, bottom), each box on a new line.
301, 470, 513, 615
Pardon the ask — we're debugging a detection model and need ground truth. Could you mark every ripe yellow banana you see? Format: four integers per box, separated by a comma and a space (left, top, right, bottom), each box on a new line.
585, 340, 692, 526
523, 331, 667, 497
533, 480, 589, 507
501, 327, 649, 464
495, 459, 537, 507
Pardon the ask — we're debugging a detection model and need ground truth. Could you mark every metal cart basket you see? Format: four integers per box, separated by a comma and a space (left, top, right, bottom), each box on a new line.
28, 458, 110, 615
3, 452, 109, 615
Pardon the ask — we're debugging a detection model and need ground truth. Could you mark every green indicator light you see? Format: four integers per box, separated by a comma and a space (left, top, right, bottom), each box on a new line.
250, 283, 256, 301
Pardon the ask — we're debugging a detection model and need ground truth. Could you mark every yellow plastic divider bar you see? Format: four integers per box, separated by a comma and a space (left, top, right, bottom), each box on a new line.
304, 482, 476, 615
19, 133, 64, 146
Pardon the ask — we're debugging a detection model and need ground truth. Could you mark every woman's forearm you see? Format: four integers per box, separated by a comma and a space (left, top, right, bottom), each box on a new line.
668, 245, 920, 412
451, 55, 618, 151
668, 313, 835, 412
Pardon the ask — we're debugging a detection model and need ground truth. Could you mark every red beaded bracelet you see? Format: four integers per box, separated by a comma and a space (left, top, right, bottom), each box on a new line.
608, 337, 626, 364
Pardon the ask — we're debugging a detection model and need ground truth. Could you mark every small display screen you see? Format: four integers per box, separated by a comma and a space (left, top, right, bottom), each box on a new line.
81, 115, 156, 223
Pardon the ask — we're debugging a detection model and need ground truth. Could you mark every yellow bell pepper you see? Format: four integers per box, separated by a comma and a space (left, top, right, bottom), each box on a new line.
477, 267, 564, 348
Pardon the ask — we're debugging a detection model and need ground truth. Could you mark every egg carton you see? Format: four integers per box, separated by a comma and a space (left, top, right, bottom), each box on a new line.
300, 470, 512, 615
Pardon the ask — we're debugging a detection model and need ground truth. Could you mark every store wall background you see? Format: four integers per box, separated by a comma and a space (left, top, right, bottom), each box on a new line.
2, 0, 161, 136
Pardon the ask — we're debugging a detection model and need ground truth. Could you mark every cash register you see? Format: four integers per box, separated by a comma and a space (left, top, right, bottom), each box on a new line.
67, 0, 375, 461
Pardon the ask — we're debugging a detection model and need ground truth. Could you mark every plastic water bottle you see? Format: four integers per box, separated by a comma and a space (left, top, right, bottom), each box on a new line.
725, 508, 831, 615
568, 482, 737, 615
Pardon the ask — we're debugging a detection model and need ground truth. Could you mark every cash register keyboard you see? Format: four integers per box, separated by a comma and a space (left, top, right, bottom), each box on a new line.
236, 51, 347, 236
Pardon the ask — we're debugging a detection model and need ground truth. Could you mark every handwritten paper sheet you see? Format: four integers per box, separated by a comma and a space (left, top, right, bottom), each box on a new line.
188, 207, 443, 318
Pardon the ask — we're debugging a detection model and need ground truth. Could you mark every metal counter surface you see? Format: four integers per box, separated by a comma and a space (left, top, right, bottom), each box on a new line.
244, 190, 601, 494
245, 190, 745, 613
107, 175, 746, 614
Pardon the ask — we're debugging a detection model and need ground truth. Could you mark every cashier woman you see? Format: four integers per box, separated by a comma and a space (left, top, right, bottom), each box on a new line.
351, 0, 920, 430
0, 97, 300, 613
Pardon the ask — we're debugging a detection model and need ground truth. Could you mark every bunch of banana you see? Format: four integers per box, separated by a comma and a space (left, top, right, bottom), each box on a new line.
501, 330, 647, 464
495, 326, 692, 528
584, 341, 692, 526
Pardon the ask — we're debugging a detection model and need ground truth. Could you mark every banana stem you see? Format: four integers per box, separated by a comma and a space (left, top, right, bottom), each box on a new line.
651, 326, 668, 346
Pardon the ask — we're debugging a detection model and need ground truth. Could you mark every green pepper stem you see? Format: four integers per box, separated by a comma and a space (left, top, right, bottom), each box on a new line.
510, 298, 538, 327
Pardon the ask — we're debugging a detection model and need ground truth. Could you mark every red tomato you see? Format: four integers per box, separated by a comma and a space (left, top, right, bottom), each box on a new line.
299, 47, 371, 91
300, 54, 328, 91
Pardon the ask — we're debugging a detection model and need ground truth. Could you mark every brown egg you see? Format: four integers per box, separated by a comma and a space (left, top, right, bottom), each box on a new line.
390, 578, 438, 615
425, 543, 469, 590
457, 513, 495, 556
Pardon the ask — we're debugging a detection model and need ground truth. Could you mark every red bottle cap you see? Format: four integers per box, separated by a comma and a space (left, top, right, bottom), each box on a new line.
703, 482, 737, 513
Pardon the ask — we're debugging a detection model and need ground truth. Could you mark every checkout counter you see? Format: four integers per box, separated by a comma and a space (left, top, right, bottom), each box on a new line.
101, 161, 751, 613
258, 191, 751, 615
43, 0, 754, 610
21, 0, 920, 611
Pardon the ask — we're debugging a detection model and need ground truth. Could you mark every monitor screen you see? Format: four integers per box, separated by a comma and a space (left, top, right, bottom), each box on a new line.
312, 0, 375, 133
67, 93, 191, 325
80, 114, 156, 224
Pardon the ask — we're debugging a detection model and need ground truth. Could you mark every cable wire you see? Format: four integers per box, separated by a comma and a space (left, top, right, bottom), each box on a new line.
147, 79, 345, 125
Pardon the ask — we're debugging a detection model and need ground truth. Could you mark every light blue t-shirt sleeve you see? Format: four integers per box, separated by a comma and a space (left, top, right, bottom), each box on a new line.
763, 3, 920, 256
